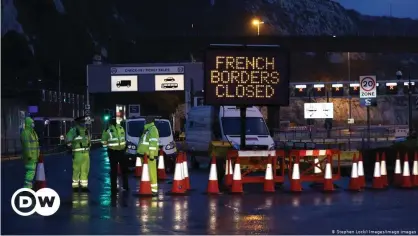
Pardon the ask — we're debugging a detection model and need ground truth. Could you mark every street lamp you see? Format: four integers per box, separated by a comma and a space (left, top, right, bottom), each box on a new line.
252, 19, 264, 36
396, 69, 413, 136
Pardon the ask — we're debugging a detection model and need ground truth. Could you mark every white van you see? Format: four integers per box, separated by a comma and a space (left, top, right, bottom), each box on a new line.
185, 106, 275, 168
124, 117, 177, 172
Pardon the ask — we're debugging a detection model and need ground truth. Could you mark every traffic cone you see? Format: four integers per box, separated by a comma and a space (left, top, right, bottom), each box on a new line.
412, 152, 418, 187
357, 153, 365, 188
323, 156, 334, 192
157, 149, 168, 181
34, 154, 47, 190
290, 157, 302, 192
394, 152, 402, 186
224, 157, 233, 187
263, 156, 275, 193
230, 157, 243, 194
168, 153, 186, 195
380, 152, 388, 187
135, 156, 143, 178
206, 155, 220, 194
182, 152, 191, 190
314, 157, 322, 174
401, 153, 412, 189
371, 153, 384, 189
348, 153, 361, 191
135, 154, 152, 196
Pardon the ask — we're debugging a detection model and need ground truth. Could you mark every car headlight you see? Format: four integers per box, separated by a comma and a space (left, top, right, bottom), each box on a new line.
268, 144, 275, 150
127, 142, 137, 150
166, 141, 176, 150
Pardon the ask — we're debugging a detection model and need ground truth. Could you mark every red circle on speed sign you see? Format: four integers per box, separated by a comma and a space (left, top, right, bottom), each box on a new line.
360, 77, 375, 92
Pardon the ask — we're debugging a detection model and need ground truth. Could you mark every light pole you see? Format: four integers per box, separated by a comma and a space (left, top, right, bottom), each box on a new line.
252, 19, 264, 36
396, 69, 413, 136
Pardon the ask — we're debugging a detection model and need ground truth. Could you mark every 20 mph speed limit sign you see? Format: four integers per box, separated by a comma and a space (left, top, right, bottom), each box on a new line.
359, 75, 377, 98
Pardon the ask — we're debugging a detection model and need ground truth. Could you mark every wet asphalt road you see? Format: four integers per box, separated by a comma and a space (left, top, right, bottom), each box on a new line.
2, 148, 418, 235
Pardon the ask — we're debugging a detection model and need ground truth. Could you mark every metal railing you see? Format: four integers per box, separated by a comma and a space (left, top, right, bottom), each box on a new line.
1, 134, 103, 157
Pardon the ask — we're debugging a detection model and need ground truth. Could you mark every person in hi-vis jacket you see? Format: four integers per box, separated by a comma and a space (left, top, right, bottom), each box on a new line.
101, 117, 128, 195
66, 116, 91, 191
136, 116, 160, 195
20, 117, 40, 189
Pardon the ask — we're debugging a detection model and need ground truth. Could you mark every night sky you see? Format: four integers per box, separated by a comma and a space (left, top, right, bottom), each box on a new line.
336, 0, 418, 19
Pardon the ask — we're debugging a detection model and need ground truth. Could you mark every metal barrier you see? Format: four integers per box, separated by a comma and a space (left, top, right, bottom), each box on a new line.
226, 150, 286, 184
286, 149, 341, 183
1, 134, 102, 157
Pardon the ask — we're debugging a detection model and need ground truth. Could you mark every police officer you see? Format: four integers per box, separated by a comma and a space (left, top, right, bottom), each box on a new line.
66, 116, 91, 191
20, 117, 40, 188
101, 117, 128, 194
137, 116, 160, 195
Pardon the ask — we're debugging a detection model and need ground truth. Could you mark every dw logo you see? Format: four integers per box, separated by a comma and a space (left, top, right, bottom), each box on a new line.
11, 188, 61, 216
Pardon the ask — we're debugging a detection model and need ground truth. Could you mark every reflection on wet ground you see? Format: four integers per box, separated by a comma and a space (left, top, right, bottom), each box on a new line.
2, 150, 418, 234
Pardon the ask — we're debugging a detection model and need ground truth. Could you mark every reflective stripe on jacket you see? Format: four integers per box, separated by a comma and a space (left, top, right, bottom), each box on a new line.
137, 122, 160, 158
20, 129, 39, 160
101, 124, 126, 150
66, 126, 91, 152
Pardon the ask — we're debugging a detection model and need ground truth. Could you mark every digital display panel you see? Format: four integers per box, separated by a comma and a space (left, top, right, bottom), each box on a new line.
204, 47, 289, 106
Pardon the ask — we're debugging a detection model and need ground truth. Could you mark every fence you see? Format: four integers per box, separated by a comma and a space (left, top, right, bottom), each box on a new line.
1, 133, 103, 157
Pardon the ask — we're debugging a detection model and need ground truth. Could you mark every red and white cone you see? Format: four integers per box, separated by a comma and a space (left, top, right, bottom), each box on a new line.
348, 153, 361, 191
35, 155, 47, 190
157, 149, 168, 181
169, 153, 186, 195
314, 157, 322, 174
136, 154, 152, 196
206, 155, 220, 194
372, 153, 384, 189
401, 153, 412, 189
135, 156, 143, 178
224, 157, 233, 187
412, 152, 418, 187
290, 157, 302, 192
230, 157, 243, 194
323, 156, 334, 192
380, 152, 388, 187
182, 152, 190, 190
357, 153, 366, 188
394, 152, 402, 186
263, 156, 275, 193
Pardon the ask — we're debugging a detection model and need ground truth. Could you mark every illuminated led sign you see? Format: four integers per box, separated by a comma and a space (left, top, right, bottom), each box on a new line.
204, 47, 289, 106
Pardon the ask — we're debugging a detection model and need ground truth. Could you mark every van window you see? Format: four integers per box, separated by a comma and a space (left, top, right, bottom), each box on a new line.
221, 117, 269, 135
127, 120, 171, 138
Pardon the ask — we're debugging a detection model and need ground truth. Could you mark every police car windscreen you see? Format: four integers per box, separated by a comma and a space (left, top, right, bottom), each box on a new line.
127, 120, 145, 137
221, 117, 269, 135
154, 121, 171, 137
127, 120, 171, 137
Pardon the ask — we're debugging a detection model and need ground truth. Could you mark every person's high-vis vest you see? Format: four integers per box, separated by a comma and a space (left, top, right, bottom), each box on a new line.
101, 124, 126, 151
137, 122, 159, 159
69, 128, 91, 152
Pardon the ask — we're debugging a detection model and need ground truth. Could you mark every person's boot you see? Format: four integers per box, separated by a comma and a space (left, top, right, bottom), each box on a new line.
72, 181, 80, 191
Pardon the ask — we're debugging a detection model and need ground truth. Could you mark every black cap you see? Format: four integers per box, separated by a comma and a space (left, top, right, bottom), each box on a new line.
74, 116, 87, 122
145, 116, 156, 124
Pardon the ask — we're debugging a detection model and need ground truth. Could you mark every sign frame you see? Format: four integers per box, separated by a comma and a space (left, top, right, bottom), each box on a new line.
154, 74, 185, 91
203, 45, 290, 106
128, 104, 141, 117
359, 75, 377, 98
303, 103, 334, 119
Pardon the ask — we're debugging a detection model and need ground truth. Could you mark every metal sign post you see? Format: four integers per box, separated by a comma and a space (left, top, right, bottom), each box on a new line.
240, 106, 247, 150
359, 75, 377, 148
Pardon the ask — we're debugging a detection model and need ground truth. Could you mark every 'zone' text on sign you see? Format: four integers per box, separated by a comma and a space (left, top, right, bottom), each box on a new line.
204, 48, 289, 106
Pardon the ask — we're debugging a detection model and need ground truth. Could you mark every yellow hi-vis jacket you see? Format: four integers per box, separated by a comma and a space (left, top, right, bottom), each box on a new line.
101, 124, 126, 151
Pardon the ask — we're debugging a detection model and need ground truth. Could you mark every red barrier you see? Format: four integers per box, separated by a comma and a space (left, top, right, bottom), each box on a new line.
287, 149, 341, 183
226, 150, 285, 184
